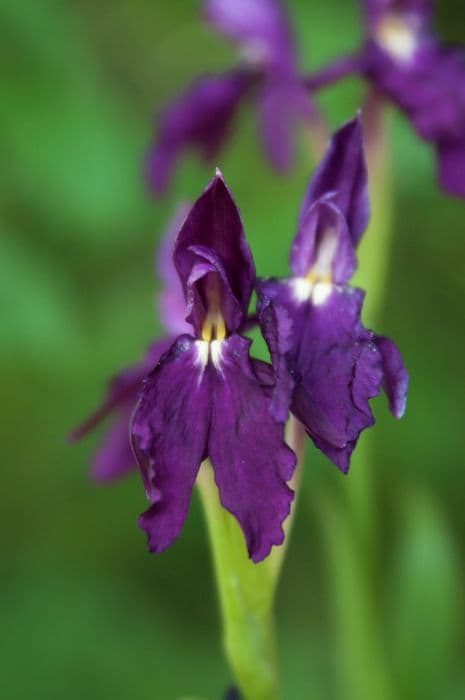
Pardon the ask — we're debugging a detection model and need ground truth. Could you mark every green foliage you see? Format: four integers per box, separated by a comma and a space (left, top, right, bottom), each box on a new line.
1, 1, 464, 699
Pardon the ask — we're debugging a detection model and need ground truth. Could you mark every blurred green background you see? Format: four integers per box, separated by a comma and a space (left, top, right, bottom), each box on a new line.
1, 1, 465, 698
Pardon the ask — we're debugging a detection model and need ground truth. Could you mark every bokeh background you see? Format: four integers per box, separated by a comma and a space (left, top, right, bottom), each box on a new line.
2, 1, 465, 698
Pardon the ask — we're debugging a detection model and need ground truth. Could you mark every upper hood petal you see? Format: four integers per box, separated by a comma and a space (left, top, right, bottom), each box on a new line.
174, 171, 255, 334
297, 115, 369, 248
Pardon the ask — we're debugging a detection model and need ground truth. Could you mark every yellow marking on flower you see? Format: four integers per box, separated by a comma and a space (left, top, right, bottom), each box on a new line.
201, 273, 227, 342
293, 227, 336, 304
306, 270, 332, 285
201, 312, 226, 342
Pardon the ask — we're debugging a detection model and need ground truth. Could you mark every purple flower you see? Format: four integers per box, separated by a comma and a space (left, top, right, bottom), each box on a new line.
69, 204, 191, 481
361, 0, 465, 197
257, 116, 408, 472
147, 0, 312, 194
132, 171, 296, 562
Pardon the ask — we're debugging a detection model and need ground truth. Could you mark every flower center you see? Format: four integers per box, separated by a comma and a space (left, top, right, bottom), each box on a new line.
293, 226, 336, 305
239, 40, 272, 69
375, 14, 418, 63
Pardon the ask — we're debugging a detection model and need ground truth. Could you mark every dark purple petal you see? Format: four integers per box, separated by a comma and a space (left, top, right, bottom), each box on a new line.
256, 280, 296, 422
257, 79, 313, 172
156, 203, 192, 336
208, 334, 296, 562
146, 72, 249, 194
290, 199, 357, 284
174, 172, 255, 335
257, 280, 407, 473
361, 2, 465, 199
437, 140, 465, 199
363, 41, 465, 138
298, 115, 369, 247
290, 287, 384, 472
375, 335, 409, 418
70, 338, 172, 481
205, 0, 296, 76
132, 336, 211, 553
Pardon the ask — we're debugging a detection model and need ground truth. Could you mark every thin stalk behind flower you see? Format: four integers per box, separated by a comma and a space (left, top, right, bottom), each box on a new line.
197, 416, 306, 700
349, 91, 394, 553
315, 95, 396, 700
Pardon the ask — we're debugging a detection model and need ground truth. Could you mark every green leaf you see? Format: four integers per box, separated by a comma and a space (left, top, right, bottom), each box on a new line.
387, 492, 461, 700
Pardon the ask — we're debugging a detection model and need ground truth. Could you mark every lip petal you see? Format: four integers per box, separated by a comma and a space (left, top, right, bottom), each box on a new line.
132, 335, 211, 552
208, 334, 296, 562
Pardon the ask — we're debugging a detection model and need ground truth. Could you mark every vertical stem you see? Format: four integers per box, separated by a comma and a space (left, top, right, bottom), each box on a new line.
315, 94, 396, 700
198, 462, 279, 700
197, 417, 305, 700
349, 94, 394, 553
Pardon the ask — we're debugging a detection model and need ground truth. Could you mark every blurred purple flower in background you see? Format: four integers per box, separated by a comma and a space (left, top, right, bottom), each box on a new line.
69, 203, 190, 481
147, 0, 312, 194
360, 0, 465, 197
257, 116, 408, 472
132, 171, 296, 562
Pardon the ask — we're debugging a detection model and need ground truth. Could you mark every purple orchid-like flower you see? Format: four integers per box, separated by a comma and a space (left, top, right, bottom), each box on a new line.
360, 0, 465, 197
147, 0, 312, 194
131, 170, 296, 562
69, 204, 191, 481
257, 116, 409, 472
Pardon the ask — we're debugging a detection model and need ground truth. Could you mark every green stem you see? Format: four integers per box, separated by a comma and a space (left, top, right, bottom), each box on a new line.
197, 417, 305, 700
314, 98, 396, 700
349, 97, 394, 554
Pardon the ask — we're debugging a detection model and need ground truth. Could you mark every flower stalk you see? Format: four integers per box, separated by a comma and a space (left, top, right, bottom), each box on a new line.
316, 95, 396, 700
197, 417, 305, 700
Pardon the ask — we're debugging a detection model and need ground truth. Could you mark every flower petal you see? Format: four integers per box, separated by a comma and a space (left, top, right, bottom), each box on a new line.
375, 335, 409, 418
257, 280, 404, 473
69, 338, 172, 481
208, 334, 296, 562
132, 336, 211, 552
205, 0, 296, 76
290, 287, 384, 472
174, 172, 255, 334
146, 72, 249, 194
256, 279, 296, 422
437, 140, 465, 199
363, 0, 432, 30
156, 203, 192, 336
291, 199, 357, 284
91, 407, 135, 482
297, 115, 369, 247
362, 5, 465, 199
257, 79, 312, 172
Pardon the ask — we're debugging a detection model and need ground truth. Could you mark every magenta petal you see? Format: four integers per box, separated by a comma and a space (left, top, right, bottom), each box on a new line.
209, 335, 296, 562
146, 72, 249, 194
132, 336, 211, 553
375, 335, 409, 418
298, 115, 369, 247
174, 172, 255, 334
